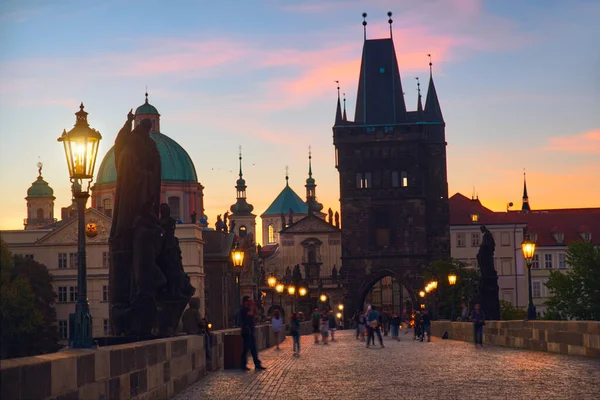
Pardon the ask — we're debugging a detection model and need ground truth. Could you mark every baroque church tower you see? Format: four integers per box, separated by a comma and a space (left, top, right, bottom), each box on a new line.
333, 13, 450, 313
25, 162, 56, 229
229, 147, 256, 239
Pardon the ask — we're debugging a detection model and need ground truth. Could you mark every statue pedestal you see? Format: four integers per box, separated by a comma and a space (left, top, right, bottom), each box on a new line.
479, 273, 501, 321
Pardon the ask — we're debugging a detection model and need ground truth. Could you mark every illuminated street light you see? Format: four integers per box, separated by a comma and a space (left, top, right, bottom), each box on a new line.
299, 287, 307, 296
522, 234, 537, 320
267, 274, 277, 288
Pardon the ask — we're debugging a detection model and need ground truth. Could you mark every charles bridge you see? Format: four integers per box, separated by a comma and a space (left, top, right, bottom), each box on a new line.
1, 320, 599, 400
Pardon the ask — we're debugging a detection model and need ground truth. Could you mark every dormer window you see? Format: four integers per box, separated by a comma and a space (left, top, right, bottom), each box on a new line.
581, 232, 592, 242
530, 233, 538, 242
553, 232, 564, 244
471, 214, 479, 223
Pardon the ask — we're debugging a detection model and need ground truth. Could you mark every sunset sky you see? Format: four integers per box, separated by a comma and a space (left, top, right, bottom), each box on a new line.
1, 0, 599, 235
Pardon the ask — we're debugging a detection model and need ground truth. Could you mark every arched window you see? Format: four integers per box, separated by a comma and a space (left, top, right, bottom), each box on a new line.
103, 198, 113, 218
268, 224, 275, 243
37, 208, 44, 219
239, 225, 247, 238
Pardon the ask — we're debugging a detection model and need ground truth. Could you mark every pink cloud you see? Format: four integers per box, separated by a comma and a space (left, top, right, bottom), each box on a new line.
544, 130, 600, 154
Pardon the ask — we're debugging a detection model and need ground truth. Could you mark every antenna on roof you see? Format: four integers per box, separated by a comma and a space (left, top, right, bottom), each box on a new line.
388, 11, 393, 38
362, 12, 367, 41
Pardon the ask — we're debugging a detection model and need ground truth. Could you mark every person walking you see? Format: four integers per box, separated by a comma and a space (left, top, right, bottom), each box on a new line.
290, 312, 301, 356
382, 311, 390, 336
471, 303, 485, 347
357, 311, 367, 341
311, 308, 321, 344
421, 310, 431, 342
239, 296, 266, 371
328, 310, 337, 341
413, 311, 422, 340
461, 302, 469, 322
367, 306, 384, 348
271, 309, 284, 350
354, 311, 361, 340
390, 312, 401, 341
320, 310, 330, 345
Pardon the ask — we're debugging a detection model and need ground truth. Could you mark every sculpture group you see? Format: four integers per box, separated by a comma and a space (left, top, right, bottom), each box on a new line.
476, 225, 501, 320
108, 111, 195, 337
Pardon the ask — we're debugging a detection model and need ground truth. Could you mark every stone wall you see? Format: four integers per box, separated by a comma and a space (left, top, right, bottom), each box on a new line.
430, 320, 600, 358
0, 322, 312, 400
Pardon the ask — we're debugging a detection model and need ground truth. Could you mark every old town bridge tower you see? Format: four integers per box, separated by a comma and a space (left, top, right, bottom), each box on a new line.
333, 14, 450, 315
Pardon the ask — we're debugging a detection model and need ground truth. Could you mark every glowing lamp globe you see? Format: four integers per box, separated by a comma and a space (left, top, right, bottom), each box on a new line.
448, 274, 457, 286
287, 286, 296, 295
298, 287, 307, 296
521, 235, 536, 264
267, 275, 277, 288
231, 243, 245, 267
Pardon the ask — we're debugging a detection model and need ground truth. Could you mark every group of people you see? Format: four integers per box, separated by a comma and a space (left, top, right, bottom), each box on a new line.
353, 306, 405, 347
311, 308, 338, 345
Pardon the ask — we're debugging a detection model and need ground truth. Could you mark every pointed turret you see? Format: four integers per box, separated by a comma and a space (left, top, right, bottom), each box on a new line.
342, 93, 348, 121
305, 146, 323, 216
334, 81, 343, 125
416, 77, 424, 114
230, 146, 254, 216
424, 56, 444, 123
521, 172, 531, 213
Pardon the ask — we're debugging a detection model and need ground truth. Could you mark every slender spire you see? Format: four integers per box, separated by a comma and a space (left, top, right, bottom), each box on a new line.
388, 11, 393, 39
362, 12, 367, 41
230, 145, 254, 215
145, 87, 149, 104
238, 145, 243, 177
308, 146, 313, 178
416, 77, 423, 113
342, 93, 347, 121
424, 54, 444, 122
305, 145, 322, 216
522, 170, 531, 212
334, 80, 343, 125
285, 165, 289, 187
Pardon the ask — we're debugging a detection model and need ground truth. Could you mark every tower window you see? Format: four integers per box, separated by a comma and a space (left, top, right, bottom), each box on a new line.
356, 173, 363, 188
239, 225, 247, 238
168, 196, 181, 221
356, 172, 372, 189
103, 198, 113, 218
391, 171, 399, 187
37, 208, 44, 219
268, 224, 275, 243
401, 171, 408, 187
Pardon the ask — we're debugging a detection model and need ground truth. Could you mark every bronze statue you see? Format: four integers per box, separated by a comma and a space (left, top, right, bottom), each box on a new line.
223, 211, 229, 233
191, 211, 197, 224
328, 208, 333, 224
334, 211, 340, 228
477, 225, 500, 320
216, 214, 225, 232
108, 111, 195, 337
229, 219, 236, 234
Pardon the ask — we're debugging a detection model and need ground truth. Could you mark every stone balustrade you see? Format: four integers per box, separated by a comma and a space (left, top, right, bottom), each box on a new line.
0, 321, 312, 400
430, 320, 600, 358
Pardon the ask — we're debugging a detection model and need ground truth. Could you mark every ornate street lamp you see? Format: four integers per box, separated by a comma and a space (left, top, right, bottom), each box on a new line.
288, 285, 296, 312
267, 274, 277, 288
298, 287, 307, 296
58, 103, 101, 349
231, 242, 245, 309
448, 273, 457, 321
430, 280, 438, 290
319, 294, 327, 303
275, 283, 284, 306
338, 304, 344, 311
522, 234, 537, 320
419, 290, 425, 298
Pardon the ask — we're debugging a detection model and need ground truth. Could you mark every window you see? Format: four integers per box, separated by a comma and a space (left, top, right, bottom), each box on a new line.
356, 172, 372, 189
58, 320, 68, 340
581, 232, 592, 242
456, 233, 466, 247
103, 198, 112, 218
558, 253, 567, 269
58, 253, 67, 269
376, 228, 390, 247
501, 259, 512, 276
532, 281, 541, 298
24, 254, 34, 260
391, 171, 399, 187
58, 286, 67, 302
69, 252, 77, 268
102, 252, 109, 268
401, 171, 408, 187
356, 173, 362, 188
544, 254, 553, 269
532, 254, 540, 269
103, 319, 111, 336
168, 196, 181, 221
364, 172, 372, 188
471, 214, 479, 223
501, 291, 513, 304
102, 285, 109, 302
553, 233, 564, 244
268, 224, 275, 243
37, 208, 44, 219
501, 232, 510, 246
239, 225, 247, 238
471, 233, 480, 247
69, 286, 78, 302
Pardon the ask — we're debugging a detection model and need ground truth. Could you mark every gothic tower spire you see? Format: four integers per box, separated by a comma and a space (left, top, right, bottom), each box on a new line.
522, 171, 531, 213
334, 81, 343, 125
424, 54, 444, 123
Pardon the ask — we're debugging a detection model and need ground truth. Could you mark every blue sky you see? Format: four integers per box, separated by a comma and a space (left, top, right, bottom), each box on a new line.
1, 0, 599, 231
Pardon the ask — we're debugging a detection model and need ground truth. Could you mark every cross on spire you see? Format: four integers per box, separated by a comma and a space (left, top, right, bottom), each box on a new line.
285, 165, 289, 186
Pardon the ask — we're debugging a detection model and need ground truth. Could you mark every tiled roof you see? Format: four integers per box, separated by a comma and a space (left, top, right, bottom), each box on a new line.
262, 185, 308, 216
259, 243, 279, 259
449, 193, 600, 246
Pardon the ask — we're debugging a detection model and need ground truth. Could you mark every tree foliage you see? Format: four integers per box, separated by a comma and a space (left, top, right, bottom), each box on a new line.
0, 240, 60, 359
544, 241, 600, 321
500, 300, 527, 320
423, 258, 480, 319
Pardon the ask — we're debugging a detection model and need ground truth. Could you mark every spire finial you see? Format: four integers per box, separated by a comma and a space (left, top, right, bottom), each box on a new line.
238, 145, 243, 177
335, 80, 340, 99
416, 77, 421, 96
387, 11, 393, 38
285, 165, 289, 186
342, 93, 347, 121
37, 161, 43, 178
145, 87, 149, 104
308, 146, 313, 177
362, 12, 367, 41
416, 77, 423, 112
427, 54, 433, 76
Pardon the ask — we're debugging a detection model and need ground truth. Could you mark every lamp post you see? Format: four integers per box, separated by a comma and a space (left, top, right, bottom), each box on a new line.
231, 242, 245, 309
275, 283, 284, 306
522, 234, 537, 320
287, 285, 296, 313
58, 103, 102, 349
298, 286, 307, 314
448, 273, 457, 321
319, 293, 327, 309
268, 274, 277, 310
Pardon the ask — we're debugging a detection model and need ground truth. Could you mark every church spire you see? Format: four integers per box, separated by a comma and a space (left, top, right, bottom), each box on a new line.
522, 171, 531, 213
305, 146, 323, 216
230, 146, 254, 216
334, 81, 343, 125
424, 54, 444, 122
342, 93, 348, 121
416, 77, 423, 113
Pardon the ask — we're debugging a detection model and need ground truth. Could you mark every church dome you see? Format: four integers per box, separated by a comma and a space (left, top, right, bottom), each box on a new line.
27, 176, 54, 198
135, 95, 160, 115
95, 132, 198, 186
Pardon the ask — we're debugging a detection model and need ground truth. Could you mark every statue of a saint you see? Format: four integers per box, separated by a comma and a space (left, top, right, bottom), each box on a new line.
334, 211, 340, 228
223, 212, 229, 233
328, 208, 333, 224
477, 226, 496, 276
476, 225, 500, 320
191, 211, 197, 224
216, 214, 225, 232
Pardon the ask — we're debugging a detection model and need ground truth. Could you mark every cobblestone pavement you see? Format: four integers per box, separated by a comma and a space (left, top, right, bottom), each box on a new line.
174, 330, 600, 400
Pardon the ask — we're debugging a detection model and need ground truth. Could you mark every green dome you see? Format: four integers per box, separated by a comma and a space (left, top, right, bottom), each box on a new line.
95, 132, 198, 186
27, 176, 54, 198
135, 101, 159, 115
